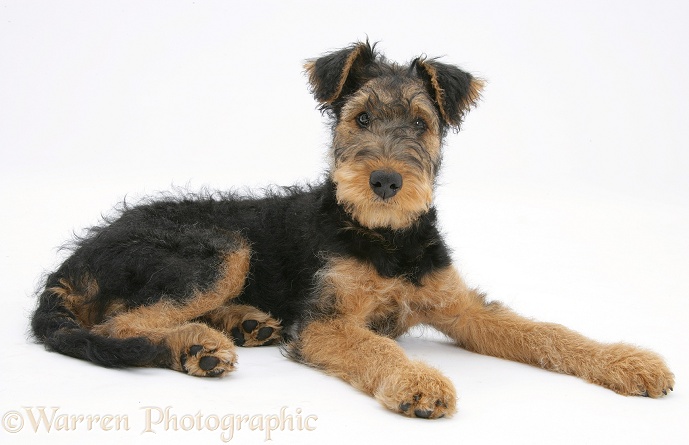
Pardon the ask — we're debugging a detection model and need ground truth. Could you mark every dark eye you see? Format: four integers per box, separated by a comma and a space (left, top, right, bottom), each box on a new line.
413, 117, 427, 132
356, 112, 371, 128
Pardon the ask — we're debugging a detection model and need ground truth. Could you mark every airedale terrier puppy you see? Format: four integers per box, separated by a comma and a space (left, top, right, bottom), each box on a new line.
31, 41, 674, 419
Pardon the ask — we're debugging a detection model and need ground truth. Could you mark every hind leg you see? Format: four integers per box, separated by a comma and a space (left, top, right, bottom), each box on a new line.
92, 246, 250, 377
93, 321, 237, 377
203, 304, 282, 347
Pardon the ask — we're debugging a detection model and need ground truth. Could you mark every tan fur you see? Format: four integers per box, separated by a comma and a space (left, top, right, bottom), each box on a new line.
49, 277, 99, 328
298, 318, 457, 418
297, 258, 673, 416
332, 157, 434, 230
49, 276, 125, 328
462, 77, 485, 115
165, 322, 236, 376
299, 259, 455, 418
422, 267, 675, 397
203, 303, 282, 346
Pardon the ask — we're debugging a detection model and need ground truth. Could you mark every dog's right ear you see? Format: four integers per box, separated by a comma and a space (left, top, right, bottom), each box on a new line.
305, 41, 377, 108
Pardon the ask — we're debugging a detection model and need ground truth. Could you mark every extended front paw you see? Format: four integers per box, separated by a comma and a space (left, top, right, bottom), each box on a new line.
374, 361, 457, 419
590, 343, 674, 398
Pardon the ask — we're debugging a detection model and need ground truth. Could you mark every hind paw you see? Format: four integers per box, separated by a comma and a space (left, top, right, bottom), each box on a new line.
180, 343, 236, 377
203, 304, 282, 347
230, 316, 282, 347
168, 322, 237, 377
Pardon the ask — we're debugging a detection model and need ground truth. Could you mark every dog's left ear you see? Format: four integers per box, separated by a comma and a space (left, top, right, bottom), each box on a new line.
413, 58, 484, 129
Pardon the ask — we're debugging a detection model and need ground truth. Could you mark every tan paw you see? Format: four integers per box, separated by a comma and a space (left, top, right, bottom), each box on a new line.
203, 304, 282, 347
169, 323, 237, 377
230, 315, 282, 347
180, 343, 236, 377
591, 343, 674, 398
375, 361, 457, 419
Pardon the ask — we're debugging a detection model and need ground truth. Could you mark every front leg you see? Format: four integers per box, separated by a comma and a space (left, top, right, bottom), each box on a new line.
293, 318, 456, 418
422, 267, 675, 397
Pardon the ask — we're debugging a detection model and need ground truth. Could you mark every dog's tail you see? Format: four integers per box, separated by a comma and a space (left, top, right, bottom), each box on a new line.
30, 279, 165, 368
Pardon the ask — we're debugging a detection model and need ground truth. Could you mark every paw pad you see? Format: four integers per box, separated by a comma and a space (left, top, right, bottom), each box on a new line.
199, 356, 220, 371
414, 409, 433, 419
181, 343, 235, 377
230, 318, 280, 347
242, 320, 258, 332
398, 394, 448, 419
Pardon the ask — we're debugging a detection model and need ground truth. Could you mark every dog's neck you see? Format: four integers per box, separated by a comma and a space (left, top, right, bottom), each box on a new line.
317, 179, 451, 284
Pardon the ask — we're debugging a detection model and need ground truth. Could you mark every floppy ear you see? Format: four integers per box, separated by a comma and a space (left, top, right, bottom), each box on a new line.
305, 41, 377, 108
414, 58, 484, 128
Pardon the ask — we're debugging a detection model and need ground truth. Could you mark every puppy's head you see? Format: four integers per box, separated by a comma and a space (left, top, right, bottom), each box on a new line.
306, 41, 483, 230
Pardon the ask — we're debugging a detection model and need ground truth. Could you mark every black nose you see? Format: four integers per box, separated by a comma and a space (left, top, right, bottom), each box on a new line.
369, 170, 403, 200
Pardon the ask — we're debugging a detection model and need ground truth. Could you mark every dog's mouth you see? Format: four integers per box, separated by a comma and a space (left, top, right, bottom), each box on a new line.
331, 159, 434, 230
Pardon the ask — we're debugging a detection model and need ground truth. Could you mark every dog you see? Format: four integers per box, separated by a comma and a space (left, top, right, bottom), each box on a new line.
31, 41, 674, 419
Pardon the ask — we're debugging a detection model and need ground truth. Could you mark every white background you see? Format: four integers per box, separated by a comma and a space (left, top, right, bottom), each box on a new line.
1, 1, 688, 444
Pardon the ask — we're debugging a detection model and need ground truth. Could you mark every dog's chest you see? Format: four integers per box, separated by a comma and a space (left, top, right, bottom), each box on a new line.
318, 257, 437, 333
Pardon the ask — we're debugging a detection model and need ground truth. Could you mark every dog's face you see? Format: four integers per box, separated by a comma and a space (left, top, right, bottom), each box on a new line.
306, 42, 483, 230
